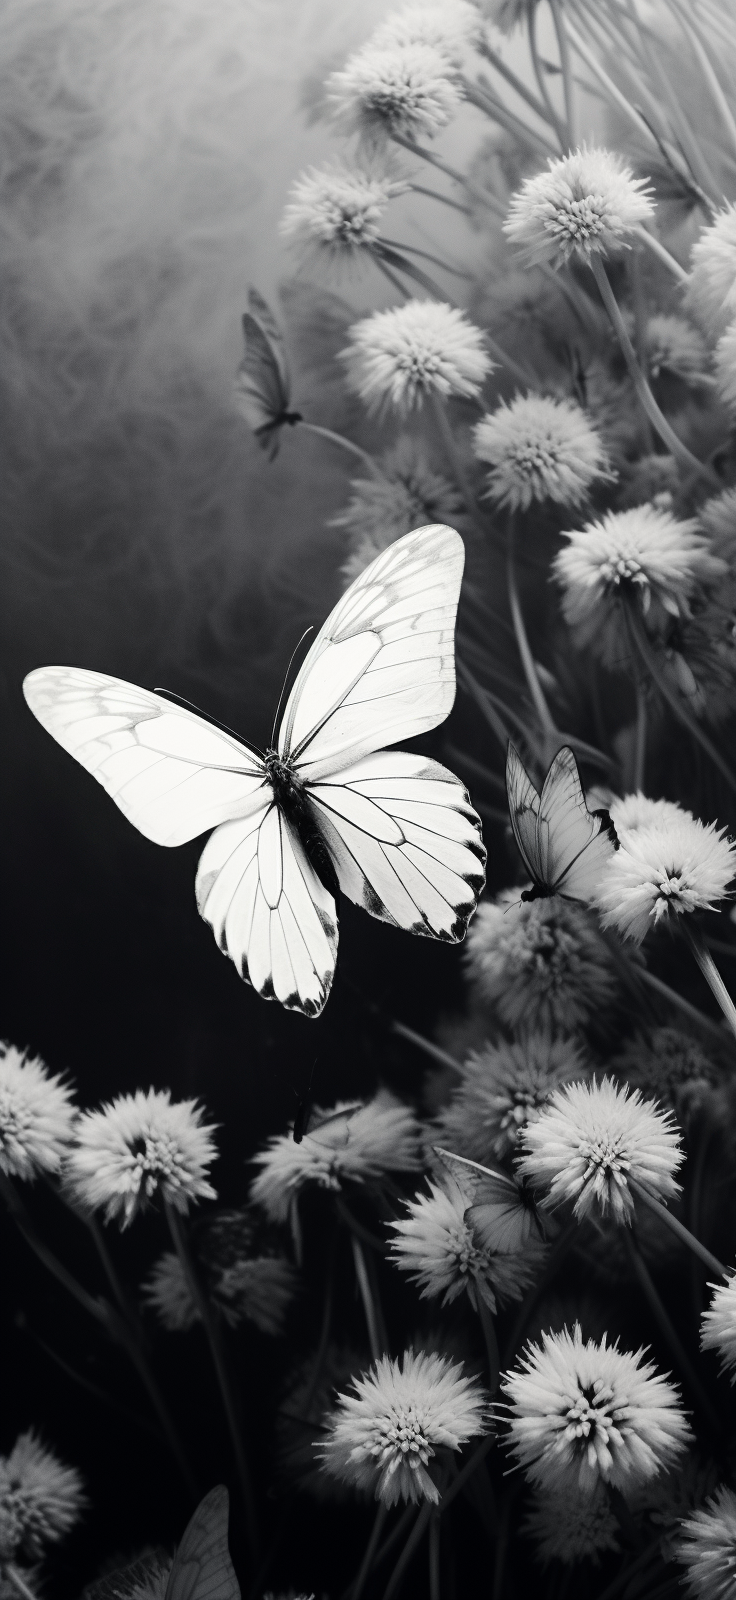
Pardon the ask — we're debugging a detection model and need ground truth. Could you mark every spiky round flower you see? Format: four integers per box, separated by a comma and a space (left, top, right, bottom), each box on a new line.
332, 438, 462, 585
434, 1033, 590, 1163
280, 166, 401, 256
250, 1092, 421, 1224
523, 1484, 620, 1566
676, 1484, 736, 1598
699, 486, 736, 556
320, 1349, 488, 1505
610, 1026, 724, 1128
65, 1089, 218, 1228
611, 793, 693, 832
504, 147, 654, 267
502, 1324, 690, 1495
341, 300, 491, 416
714, 320, 736, 410
517, 1077, 683, 1223
646, 315, 711, 386
685, 203, 736, 339
0, 1043, 76, 1182
389, 1175, 545, 1311
327, 41, 462, 143
372, 2, 480, 62
595, 807, 736, 944
472, 394, 611, 511
0, 1433, 85, 1562
465, 891, 618, 1033
701, 1273, 736, 1382
553, 505, 725, 668
143, 1248, 296, 1336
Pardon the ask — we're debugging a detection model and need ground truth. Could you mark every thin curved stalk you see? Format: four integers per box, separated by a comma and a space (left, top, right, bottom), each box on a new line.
633, 678, 647, 792
638, 968, 728, 1046
350, 1235, 385, 1361
377, 237, 472, 278
563, 16, 659, 146
349, 1502, 390, 1600
369, 249, 411, 298
409, 183, 472, 216
390, 1018, 463, 1076
389, 133, 506, 217
429, 394, 487, 539
549, 0, 577, 144
296, 421, 381, 479
383, 1501, 433, 1600
461, 77, 559, 158
529, 5, 567, 146
664, 0, 736, 162
165, 1200, 260, 1562
438, 1437, 494, 1517
622, 1229, 722, 1431
630, 1181, 727, 1278
625, 600, 736, 798
476, 1298, 500, 1394
631, 225, 690, 284
428, 1516, 441, 1600
506, 515, 558, 740
683, 923, 736, 1045
478, 37, 552, 127
6, 1569, 38, 1600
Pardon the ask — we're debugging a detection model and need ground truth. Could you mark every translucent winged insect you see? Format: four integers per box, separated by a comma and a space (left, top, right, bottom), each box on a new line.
299, 1102, 364, 1146
506, 741, 618, 904
434, 1146, 549, 1254
164, 1485, 240, 1600
24, 525, 486, 1018
234, 288, 302, 458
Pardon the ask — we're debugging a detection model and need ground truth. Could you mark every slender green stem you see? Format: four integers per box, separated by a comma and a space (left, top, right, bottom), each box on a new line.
592, 1540, 662, 1600
664, 0, 736, 162
389, 133, 506, 217
165, 1200, 260, 1561
564, 16, 658, 145
296, 421, 381, 478
377, 237, 472, 278
351, 1235, 383, 1362
683, 924, 736, 1045
336, 1197, 387, 1255
438, 1437, 494, 1517
6, 1568, 38, 1600
476, 1298, 500, 1394
370, 249, 412, 298
409, 183, 472, 216
349, 1501, 390, 1600
506, 515, 558, 740
622, 1229, 722, 1431
372, 1505, 418, 1575
549, 0, 577, 144
390, 1019, 463, 1077
461, 77, 559, 157
528, 6, 567, 146
478, 39, 554, 128
625, 601, 736, 798
429, 394, 486, 538
633, 678, 647, 792
428, 1515, 441, 1600
590, 256, 716, 480
383, 1500, 433, 1600
631, 225, 690, 284
457, 659, 513, 752
630, 1181, 727, 1278
638, 968, 728, 1046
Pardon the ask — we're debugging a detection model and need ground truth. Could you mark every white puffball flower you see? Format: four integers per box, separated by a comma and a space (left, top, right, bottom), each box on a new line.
341, 299, 492, 416
465, 891, 618, 1033
610, 793, 692, 833
472, 394, 612, 512
143, 1249, 296, 1337
434, 1032, 590, 1163
0, 1432, 86, 1563
523, 1484, 620, 1566
700, 1273, 736, 1382
327, 41, 462, 144
320, 1348, 489, 1506
517, 1076, 683, 1224
685, 203, 736, 339
280, 166, 402, 256
372, 2, 481, 64
553, 505, 725, 668
388, 1174, 545, 1312
714, 319, 736, 411
676, 1485, 736, 1599
595, 807, 736, 945
502, 1324, 691, 1496
504, 146, 654, 267
0, 1043, 76, 1182
65, 1089, 218, 1228
646, 315, 711, 386
250, 1091, 422, 1224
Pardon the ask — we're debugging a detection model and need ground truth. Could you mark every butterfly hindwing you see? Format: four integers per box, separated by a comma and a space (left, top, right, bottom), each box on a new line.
434, 1146, 535, 1253
165, 1486, 240, 1600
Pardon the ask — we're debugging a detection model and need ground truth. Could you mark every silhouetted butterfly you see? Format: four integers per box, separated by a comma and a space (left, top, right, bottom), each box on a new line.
234, 289, 302, 458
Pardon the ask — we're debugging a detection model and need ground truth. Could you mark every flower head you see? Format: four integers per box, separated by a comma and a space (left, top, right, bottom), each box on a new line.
504, 147, 654, 267
332, 438, 462, 585
389, 1174, 545, 1311
250, 1092, 421, 1224
676, 1484, 736, 1598
646, 315, 711, 386
523, 1484, 620, 1566
143, 1247, 296, 1336
502, 1324, 691, 1495
553, 505, 725, 668
472, 394, 612, 511
372, 2, 480, 63
0, 1044, 76, 1182
280, 166, 401, 256
517, 1076, 683, 1223
610, 793, 692, 832
327, 41, 462, 143
0, 1433, 85, 1562
341, 300, 492, 415
320, 1349, 488, 1505
434, 1033, 590, 1163
611, 1026, 724, 1128
465, 891, 619, 1032
700, 1273, 736, 1382
595, 807, 736, 944
685, 203, 736, 338
65, 1089, 218, 1227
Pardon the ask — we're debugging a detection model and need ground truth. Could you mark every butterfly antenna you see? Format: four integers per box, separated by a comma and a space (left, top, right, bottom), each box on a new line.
270, 626, 314, 748
153, 688, 265, 759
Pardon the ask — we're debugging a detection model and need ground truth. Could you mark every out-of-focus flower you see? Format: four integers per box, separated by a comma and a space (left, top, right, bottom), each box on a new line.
610, 1026, 725, 1128
276, 1347, 368, 1502
676, 1484, 736, 1598
280, 166, 402, 256
610, 793, 692, 832
523, 1484, 620, 1566
341, 300, 492, 415
433, 1033, 590, 1163
646, 315, 712, 386
685, 203, 736, 339
504, 147, 655, 267
250, 1092, 421, 1224
372, 1, 480, 62
0, 1433, 85, 1563
66, 1090, 218, 1228
331, 438, 462, 585
553, 505, 725, 668
617, 454, 679, 511
0, 1043, 76, 1182
81, 1554, 172, 1600
465, 892, 619, 1033
320, 1349, 488, 1505
517, 1077, 683, 1223
389, 1174, 545, 1311
327, 41, 462, 143
595, 807, 736, 944
143, 1247, 296, 1336
699, 487, 736, 556
472, 393, 612, 511
639, 1451, 720, 1562
714, 320, 736, 410
701, 1273, 736, 1381
502, 1324, 690, 1494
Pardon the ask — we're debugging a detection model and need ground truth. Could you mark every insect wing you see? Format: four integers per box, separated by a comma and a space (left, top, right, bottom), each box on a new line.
506, 743, 544, 888
234, 291, 293, 453
23, 667, 266, 847
433, 1146, 530, 1254
305, 1102, 363, 1145
538, 747, 617, 899
164, 1486, 240, 1600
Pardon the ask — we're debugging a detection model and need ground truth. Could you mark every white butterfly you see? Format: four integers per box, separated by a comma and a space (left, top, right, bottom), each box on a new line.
433, 1146, 548, 1253
24, 524, 486, 1019
506, 742, 618, 904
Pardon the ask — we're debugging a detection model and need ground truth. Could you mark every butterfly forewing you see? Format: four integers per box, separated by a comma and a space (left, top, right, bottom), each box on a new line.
164, 1486, 240, 1600
506, 742, 616, 900
434, 1146, 537, 1254
505, 743, 543, 887
234, 290, 293, 455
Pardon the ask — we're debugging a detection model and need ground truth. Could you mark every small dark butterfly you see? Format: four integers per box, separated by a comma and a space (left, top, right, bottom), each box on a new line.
234, 289, 302, 459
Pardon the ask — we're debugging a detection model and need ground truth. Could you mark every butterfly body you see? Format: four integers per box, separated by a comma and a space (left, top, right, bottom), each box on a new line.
506, 742, 618, 904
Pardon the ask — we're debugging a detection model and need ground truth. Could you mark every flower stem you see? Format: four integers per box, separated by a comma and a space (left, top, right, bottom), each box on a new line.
550, 0, 577, 144
633, 677, 647, 792
409, 183, 472, 216
390, 1019, 463, 1077
592, 1540, 662, 1600
428, 1515, 441, 1600
638, 967, 728, 1047
630, 1180, 727, 1279
383, 1500, 433, 1600
622, 1228, 722, 1431
631, 224, 690, 284
296, 421, 381, 478
528, 6, 567, 147
589, 255, 717, 481
429, 394, 486, 538
349, 1501, 390, 1600
506, 514, 559, 740
389, 133, 506, 217
438, 1436, 494, 1517
350, 1234, 384, 1362
476, 1298, 500, 1394
461, 76, 559, 158
164, 1200, 260, 1561
6, 1568, 38, 1600
683, 923, 736, 1046
625, 599, 736, 799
